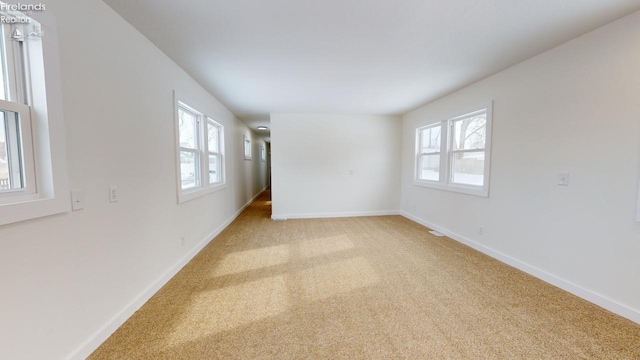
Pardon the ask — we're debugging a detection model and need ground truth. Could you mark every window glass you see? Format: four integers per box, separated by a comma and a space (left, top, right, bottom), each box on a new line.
180, 151, 198, 189
208, 154, 220, 184
414, 105, 492, 197
420, 126, 441, 153
207, 121, 218, 152
0, 109, 25, 191
451, 114, 486, 151
178, 107, 197, 149
244, 136, 251, 159
175, 100, 225, 201
451, 152, 485, 186
419, 154, 440, 181
0, 27, 7, 101
0, 3, 71, 225
0, 116, 8, 190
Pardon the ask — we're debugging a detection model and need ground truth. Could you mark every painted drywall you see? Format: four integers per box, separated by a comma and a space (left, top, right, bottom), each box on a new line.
235, 124, 269, 205
0, 1, 267, 359
271, 114, 401, 218
401, 11, 640, 322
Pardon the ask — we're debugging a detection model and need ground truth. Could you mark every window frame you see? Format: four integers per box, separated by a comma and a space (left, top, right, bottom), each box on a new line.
206, 117, 224, 185
243, 134, 251, 160
0, 12, 37, 201
414, 102, 493, 197
0, 99, 36, 200
174, 94, 226, 204
0, 6, 70, 226
416, 122, 445, 183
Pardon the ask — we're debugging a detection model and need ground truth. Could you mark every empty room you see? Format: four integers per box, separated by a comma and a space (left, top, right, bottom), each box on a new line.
1, 0, 640, 359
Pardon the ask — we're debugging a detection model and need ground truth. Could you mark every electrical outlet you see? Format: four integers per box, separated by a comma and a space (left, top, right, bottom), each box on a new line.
109, 186, 118, 202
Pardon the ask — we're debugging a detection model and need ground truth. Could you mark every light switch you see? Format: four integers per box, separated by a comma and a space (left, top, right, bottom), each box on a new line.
109, 186, 118, 203
71, 190, 84, 211
558, 172, 570, 186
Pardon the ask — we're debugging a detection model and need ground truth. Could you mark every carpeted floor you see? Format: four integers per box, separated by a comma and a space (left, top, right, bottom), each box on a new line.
89, 189, 640, 359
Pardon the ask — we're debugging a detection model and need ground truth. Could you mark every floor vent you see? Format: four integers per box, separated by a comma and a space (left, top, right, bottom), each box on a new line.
429, 230, 445, 237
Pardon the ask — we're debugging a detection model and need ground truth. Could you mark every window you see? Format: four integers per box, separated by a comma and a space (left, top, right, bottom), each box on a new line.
178, 104, 200, 190
417, 123, 442, 182
260, 144, 266, 162
175, 97, 225, 203
243, 135, 251, 160
415, 103, 492, 197
0, 5, 70, 225
207, 118, 223, 184
0, 12, 37, 201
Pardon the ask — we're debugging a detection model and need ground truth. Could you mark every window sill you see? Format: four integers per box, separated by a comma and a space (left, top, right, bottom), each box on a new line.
178, 182, 227, 204
0, 195, 70, 226
413, 180, 489, 198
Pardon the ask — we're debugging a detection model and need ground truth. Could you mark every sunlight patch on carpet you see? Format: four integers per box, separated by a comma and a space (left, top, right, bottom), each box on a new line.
297, 257, 379, 302
168, 275, 289, 346
298, 234, 355, 258
214, 244, 290, 276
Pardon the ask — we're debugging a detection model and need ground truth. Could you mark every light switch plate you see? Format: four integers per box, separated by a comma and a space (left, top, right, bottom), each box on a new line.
71, 190, 84, 211
558, 172, 570, 186
109, 186, 118, 203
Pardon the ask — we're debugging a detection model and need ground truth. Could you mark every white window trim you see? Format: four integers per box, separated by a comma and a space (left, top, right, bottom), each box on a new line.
413, 101, 493, 197
206, 117, 224, 185
243, 134, 251, 160
173, 92, 226, 204
0, 9, 70, 226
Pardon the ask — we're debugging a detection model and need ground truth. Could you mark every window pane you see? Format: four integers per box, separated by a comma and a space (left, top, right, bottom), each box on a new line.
244, 138, 251, 159
452, 114, 486, 151
208, 154, 220, 184
420, 126, 441, 153
0, 27, 7, 101
178, 107, 197, 149
451, 151, 484, 186
207, 121, 219, 152
418, 154, 440, 181
0, 110, 24, 191
180, 151, 199, 189
0, 116, 8, 190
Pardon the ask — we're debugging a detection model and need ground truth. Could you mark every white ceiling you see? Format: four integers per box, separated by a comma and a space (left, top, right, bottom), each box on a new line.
104, 0, 640, 140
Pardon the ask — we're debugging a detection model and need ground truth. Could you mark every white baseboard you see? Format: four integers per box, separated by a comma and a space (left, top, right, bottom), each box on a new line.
400, 211, 640, 325
272, 209, 400, 220
66, 188, 268, 360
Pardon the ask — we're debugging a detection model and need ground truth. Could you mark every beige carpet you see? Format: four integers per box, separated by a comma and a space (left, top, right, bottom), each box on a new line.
90, 189, 640, 359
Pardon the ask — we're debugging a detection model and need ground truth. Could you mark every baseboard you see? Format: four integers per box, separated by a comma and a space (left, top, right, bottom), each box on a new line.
66, 188, 268, 360
272, 209, 400, 220
400, 211, 640, 325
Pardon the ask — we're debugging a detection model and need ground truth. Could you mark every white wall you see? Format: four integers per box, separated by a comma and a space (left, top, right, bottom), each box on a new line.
0, 1, 267, 359
401, 11, 640, 322
271, 114, 401, 219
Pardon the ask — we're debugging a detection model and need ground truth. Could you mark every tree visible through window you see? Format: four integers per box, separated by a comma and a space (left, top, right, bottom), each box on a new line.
450, 111, 487, 186
175, 99, 225, 202
415, 105, 492, 197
